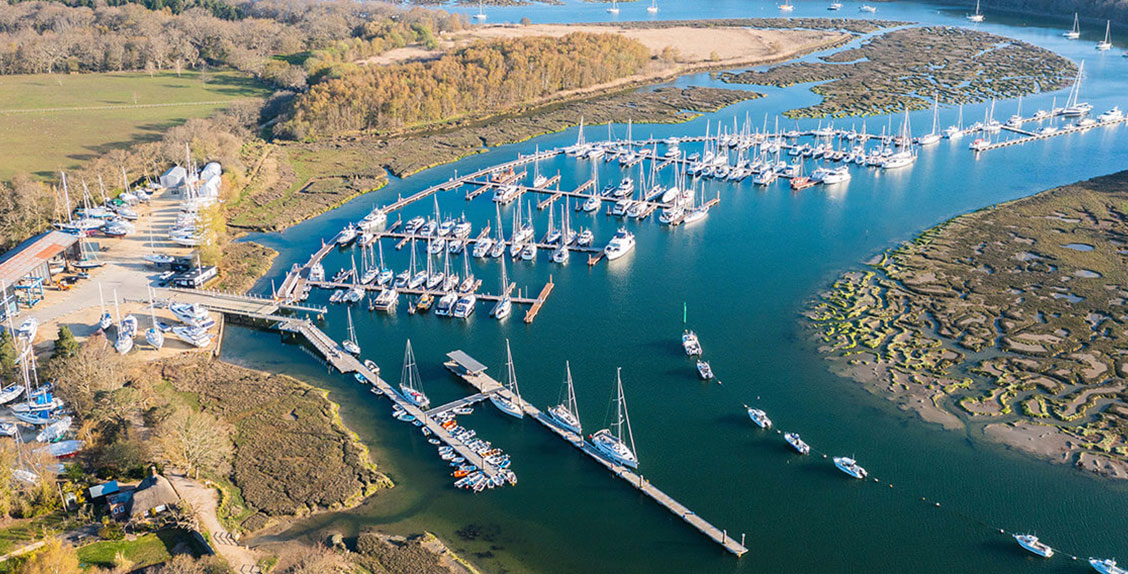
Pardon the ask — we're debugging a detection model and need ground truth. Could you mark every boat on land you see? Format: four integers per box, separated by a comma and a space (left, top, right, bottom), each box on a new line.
590, 368, 638, 469
548, 361, 582, 435
784, 432, 811, 454
1014, 534, 1054, 558
399, 340, 430, 409
833, 456, 868, 479
0, 383, 25, 405
745, 405, 772, 429
490, 340, 524, 419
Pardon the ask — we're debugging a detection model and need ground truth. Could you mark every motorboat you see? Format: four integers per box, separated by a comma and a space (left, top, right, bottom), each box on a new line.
336, 224, 358, 246
785, 432, 811, 455
15, 318, 37, 341
472, 237, 494, 258
172, 325, 212, 348
370, 288, 398, 311
833, 456, 868, 479
435, 292, 458, 316
1014, 534, 1054, 558
682, 330, 702, 356
453, 294, 477, 318
696, 360, 714, 380
36, 416, 73, 442
1090, 558, 1126, 574
745, 406, 772, 429
170, 303, 211, 327
1099, 107, 1124, 122
603, 228, 635, 261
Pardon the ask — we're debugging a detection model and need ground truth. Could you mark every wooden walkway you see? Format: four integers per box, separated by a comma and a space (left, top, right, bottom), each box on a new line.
523, 278, 554, 324
444, 354, 748, 557
972, 116, 1128, 152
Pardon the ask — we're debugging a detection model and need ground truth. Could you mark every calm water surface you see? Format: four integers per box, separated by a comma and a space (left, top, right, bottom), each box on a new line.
226, 3, 1128, 572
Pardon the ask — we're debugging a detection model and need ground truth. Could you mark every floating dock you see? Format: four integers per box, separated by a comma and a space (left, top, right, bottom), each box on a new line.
444, 351, 748, 557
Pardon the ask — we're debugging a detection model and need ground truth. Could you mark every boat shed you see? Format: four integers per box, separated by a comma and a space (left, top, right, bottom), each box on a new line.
0, 231, 79, 319
447, 350, 488, 376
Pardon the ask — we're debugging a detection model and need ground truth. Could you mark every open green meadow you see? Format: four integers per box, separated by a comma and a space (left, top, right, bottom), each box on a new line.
0, 70, 268, 180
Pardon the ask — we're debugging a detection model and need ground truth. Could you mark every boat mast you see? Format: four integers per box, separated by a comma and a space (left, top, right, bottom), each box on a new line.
504, 340, 522, 405
614, 368, 637, 457
565, 361, 579, 420
401, 339, 423, 393
347, 308, 357, 346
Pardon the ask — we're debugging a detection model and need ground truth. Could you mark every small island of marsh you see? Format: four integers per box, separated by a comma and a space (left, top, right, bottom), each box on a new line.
723, 26, 1077, 119
810, 171, 1128, 479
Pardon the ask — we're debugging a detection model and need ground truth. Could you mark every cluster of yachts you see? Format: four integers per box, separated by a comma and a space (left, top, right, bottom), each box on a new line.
95, 285, 216, 355
1012, 533, 1125, 573
0, 318, 86, 466
54, 171, 149, 240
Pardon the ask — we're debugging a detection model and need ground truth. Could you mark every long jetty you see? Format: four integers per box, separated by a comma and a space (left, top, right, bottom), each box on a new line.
443, 351, 749, 557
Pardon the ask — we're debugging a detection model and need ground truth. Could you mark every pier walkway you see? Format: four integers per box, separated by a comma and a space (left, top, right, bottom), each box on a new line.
444, 351, 748, 557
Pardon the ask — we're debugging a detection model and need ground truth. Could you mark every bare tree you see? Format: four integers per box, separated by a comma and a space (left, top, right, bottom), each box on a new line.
152, 408, 234, 479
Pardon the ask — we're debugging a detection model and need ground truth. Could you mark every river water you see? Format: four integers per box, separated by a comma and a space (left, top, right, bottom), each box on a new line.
226, 2, 1128, 572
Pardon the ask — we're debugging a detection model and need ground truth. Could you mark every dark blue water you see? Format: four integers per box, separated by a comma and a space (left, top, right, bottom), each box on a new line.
228, 3, 1128, 572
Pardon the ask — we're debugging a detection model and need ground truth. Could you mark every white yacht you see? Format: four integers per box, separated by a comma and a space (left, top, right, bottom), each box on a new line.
682, 330, 702, 356
696, 360, 714, 380
778, 0, 794, 11
606, 0, 619, 14
548, 362, 582, 435
435, 292, 458, 317
784, 432, 811, 455
342, 308, 360, 355
604, 228, 635, 261
1097, 20, 1113, 50
371, 288, 398, 312
590, 369, 639, 469
966, 0, 984, 22
15, 317, 37, 341
833, 456, 868, 479
1065, 13, 1081, 39
489, 341, 524, 419
1014, 534, 1054, 558
116, 315, 137, 354
336, 224, 358, 246
647, 0, 658, 13
359, 208, 386, 230
745, 405, 772, 429
1090, 558, 1127, 574
309, 263, 325, 282
582, 194, 602, 213
172, 325, 212, 348
551, 245, 570, 264
1099, 107, 1124, 122
170, 303, 210, 327
859, 4, 876, 12
399, 340, 431, 409
452, 294, 477, 318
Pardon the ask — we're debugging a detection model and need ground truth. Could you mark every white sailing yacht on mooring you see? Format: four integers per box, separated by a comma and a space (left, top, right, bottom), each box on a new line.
548, 361, 583, 435
590, 368, 638, 469
1064, 13, 1081, 39
1097, 20, 1113, 50
489, 340, 524, 419
399, 340, 430, 409
966, 0, 984, 22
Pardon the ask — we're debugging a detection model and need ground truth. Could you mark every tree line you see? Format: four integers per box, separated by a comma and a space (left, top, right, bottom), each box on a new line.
0, 0, 463, 87
278, 32, 652, 139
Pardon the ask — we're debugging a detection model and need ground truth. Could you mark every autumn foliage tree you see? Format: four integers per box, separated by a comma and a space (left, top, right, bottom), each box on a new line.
279, 32, 652, 139
153, 408, 234, 479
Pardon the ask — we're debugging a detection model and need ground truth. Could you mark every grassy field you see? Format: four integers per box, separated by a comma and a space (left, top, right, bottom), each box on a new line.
0, 70, 268, 180
76, 530, 204, 569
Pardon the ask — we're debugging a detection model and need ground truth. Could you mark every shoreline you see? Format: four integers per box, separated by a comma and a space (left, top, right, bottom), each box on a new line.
808, 172, 1128, 481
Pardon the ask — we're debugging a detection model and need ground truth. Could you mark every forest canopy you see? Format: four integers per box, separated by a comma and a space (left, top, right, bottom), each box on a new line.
278, 32, 652, 139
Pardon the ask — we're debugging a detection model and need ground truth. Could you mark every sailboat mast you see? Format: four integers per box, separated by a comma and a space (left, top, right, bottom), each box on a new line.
616, 368, 637, 456
565, 361, 579, 419
505, 340, 522, 402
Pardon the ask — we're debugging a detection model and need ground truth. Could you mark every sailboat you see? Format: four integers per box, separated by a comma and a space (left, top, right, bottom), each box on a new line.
945, 104, 965, 138
548, 361, 582, 435
1061, 61, 1093, 116
97, 283, 112, 331
472, 0, 486, 21
647, 0, 658, 13
144, 287, 164, 350
607, 0, 620, 14
113, 291, 134, 355
399, 340, 430, 409
590, 368, 638, 469
342, 309, 360, 355
491, 257, 512, 320
1064, 13, 1081, 39
489, 340, 524, 419
778, 0, 794, 12
1097, 20, 1113, 50
916, 98, 942, 145
966, 0, 984, 22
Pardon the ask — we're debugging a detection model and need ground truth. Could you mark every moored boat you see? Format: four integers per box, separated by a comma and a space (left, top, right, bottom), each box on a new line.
1014, 534, 1054, 558
833, 456, 868, 479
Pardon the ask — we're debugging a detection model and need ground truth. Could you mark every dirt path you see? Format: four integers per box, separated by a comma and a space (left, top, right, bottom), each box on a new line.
167, 474, 261, 574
